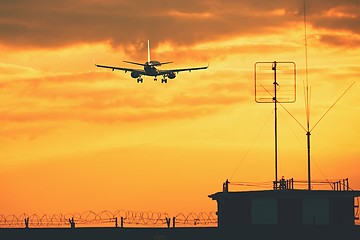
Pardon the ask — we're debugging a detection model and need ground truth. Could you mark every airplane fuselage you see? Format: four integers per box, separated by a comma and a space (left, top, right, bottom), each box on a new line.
144, 62, 159, 76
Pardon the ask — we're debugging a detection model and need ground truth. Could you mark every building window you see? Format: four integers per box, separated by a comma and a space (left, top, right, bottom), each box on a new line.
251, 198, 277, 224
303, 198, 329, 225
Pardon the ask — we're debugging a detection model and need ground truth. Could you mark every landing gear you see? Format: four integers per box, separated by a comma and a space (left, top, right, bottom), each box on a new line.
161, 76, 167, 83
137, 77, 143, 83
154, 77, 157, 81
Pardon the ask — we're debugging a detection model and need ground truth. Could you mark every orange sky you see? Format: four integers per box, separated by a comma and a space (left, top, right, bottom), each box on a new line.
1, 0, 360, 217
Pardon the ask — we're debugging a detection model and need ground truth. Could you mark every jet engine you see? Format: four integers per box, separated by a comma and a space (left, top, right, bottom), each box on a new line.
168, 72, 176, 79
131, 71, 140, 78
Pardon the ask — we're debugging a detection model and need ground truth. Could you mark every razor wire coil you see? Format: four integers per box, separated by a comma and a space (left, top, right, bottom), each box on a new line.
0, 210, 217, 228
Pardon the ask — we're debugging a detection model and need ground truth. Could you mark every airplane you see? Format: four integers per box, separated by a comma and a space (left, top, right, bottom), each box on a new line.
95, 40, 208, 83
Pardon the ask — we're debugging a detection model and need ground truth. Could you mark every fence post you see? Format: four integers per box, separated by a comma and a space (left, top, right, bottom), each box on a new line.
172, 217, 176, 228
166, 217, 170, 228
24, 217, 29, 229
121, 217, 124, 228
69, 217, 75, 229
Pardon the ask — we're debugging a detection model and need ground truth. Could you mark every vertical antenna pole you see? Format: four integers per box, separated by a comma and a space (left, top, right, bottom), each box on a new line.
307, 131, 311, 190
272, 61, 278, 185
255, 61, 296, 188
303, 0, 311, 191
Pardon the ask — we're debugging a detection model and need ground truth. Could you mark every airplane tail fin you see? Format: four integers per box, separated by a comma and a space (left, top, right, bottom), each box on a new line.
124, 40, 173, 66
147, 40, 151, 63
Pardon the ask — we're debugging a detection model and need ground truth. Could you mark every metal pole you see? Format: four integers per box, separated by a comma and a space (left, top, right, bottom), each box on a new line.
307, 131, 311, 190
272, 61, 278, 186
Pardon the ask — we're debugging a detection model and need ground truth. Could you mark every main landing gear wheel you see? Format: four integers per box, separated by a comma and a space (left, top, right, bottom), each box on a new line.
161, 78, 167, 83
137, 78, 143, 83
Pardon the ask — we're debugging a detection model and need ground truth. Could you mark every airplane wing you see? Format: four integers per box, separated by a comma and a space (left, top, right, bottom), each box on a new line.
95, 64, 145, 74
158, 65, 208, 74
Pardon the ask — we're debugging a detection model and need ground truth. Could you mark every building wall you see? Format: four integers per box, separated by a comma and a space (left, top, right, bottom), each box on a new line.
329, 197, 354, 225
217, 193, 356, 228
218, 198, 251, 228
278, 197, 302, 225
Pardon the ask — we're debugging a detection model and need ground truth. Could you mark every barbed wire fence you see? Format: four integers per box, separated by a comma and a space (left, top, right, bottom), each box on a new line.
0, 210, 218, 228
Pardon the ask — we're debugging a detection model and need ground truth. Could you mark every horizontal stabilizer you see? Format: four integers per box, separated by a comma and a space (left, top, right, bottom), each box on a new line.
123, 60, 146, 66
159, 61, 173, 65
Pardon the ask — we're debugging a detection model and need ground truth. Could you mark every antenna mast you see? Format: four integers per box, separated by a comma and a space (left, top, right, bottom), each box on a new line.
273, 61, 279, 184
255, 62, 296, 188
302, 0, 355, 190
303, 0, 311, 191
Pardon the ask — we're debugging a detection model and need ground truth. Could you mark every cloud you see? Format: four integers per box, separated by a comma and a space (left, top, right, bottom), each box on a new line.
0, 65, 249, 139
318, 33, 360, 48
303, 1, 360, 47
1, 0, 358, 50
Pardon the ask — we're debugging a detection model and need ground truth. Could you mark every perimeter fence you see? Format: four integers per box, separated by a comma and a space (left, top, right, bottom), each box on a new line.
0, 210, 217, 228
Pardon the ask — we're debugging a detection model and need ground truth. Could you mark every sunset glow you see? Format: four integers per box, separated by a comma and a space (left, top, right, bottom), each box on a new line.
1, 0, 360, 217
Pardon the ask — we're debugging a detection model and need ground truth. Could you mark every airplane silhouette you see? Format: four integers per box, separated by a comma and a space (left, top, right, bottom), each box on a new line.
95, 40, 208, 83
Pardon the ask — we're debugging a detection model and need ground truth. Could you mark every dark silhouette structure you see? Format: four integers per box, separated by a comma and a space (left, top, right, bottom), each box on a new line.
1, 178, 359, 240
209, 179, 360, 240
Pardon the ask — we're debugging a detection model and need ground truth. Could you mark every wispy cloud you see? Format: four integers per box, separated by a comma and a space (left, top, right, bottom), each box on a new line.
0, 65, 249, 139
0, 0, 358, 50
